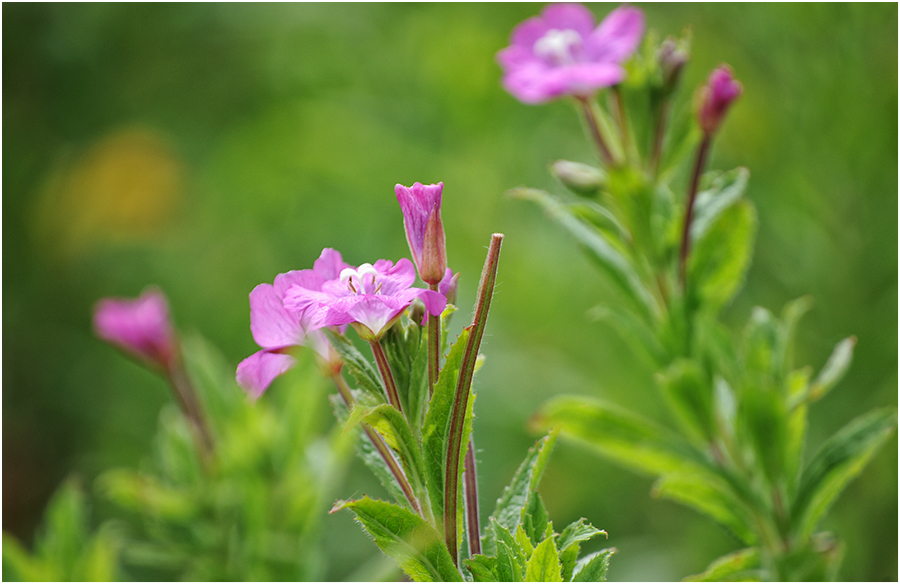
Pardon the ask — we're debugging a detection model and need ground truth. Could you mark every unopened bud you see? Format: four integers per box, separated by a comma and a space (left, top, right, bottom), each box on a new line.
657, 37, 689, 94
551, 160, 607, 196
696, 65, 742, 135
420, 208, 447, 285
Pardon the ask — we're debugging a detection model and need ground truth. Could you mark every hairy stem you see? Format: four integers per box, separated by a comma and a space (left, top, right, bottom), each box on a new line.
444, 234, 503, 565
332, 373, 421, 515
369, 340, 403, 413
463, 441, 482, 556
678, 133, 711, 286
577, 96, 615, 166
428, 283, 441, 396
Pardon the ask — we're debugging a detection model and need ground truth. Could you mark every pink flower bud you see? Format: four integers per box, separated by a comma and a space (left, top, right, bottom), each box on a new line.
395, 182, 447, 286
697, 65, 742, 135
93, 288, 176, 371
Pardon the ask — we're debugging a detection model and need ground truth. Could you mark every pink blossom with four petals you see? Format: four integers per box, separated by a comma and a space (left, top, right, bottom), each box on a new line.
497, 3, 645, 104
236, 248, 350, 398
284, 257, 446, 342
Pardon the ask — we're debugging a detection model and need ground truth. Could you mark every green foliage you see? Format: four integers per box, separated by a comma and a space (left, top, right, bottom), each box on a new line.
336, 497, 462, 582
684, 547, 761, 582
3, 478, 119, 582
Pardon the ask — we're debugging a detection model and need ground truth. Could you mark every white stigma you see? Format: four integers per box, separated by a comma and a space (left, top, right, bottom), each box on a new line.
534, 28, 582, 64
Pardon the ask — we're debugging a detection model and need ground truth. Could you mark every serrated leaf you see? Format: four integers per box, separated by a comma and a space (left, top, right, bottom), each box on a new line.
510, 187, 659, 322
323, 329, 386, 401
483, 434, 556, 555
525, 536, 562, 582
336, 497, 462, 582
808, 337, 856, 402
652, 473, 756, 544
532, 396, 707, 478
688, 198, 756, 312
496, 539, 525, 582
557, 519, 606, 551
422, 328, 472, 529
464, 554, 500, 582
572, 548, 615, 582
559, 541, 581, 582
683, 547, 760, 582
791, 408, 897, 540
522, 494, 550, 547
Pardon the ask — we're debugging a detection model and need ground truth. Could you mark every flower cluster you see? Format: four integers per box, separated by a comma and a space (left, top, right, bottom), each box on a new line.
236, 182, 451, 397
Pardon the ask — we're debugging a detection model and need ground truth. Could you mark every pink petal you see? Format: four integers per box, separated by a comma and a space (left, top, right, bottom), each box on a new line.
249, 283, 304, 350
540, 3, 595, 38
511, 16, 552, 51
585, 5, 644, 63
236, 350, 297, 399
313, 248, 350, 282
418, 289, 448, 317
93, 289, 175, 368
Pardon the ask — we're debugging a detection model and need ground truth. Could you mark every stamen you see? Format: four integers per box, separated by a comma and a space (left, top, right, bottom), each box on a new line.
374, 282, 383, 294
348, 278, 357, 293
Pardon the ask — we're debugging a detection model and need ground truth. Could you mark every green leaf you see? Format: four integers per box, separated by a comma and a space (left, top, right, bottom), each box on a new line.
559, 541, 580, 582
657, 359, 714, 442
739, 386, 788, 486
483, 434, 556, 555
522, 494, 550, 547
335, 497, 462, 582
556, 519, 606, 552
525, 537, 562, 582
808, 337, 856, 402
652, 473, 756, 544
381, 322, 430, 433
353, 420, 414, 510
683, 547, 761, 581
35, 477, 91, 579
531, 395, 708, 478
690, 167, 749, 242
510, 187, 660, 322
323, 329, 386, 401
463, 554, 500, 582
572, 548, 615, 582
688, 198, 756, 312
741, 307, 781, 391
587, 303, 666, 366
98, 470, 195, 520
422, 328, 472, 529
362, 404, 430, 514
791, 408, 897, 540
3, 532, 53, 581
489, 520, 526, 582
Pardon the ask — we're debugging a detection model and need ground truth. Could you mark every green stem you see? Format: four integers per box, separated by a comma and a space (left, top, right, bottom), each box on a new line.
165, 356, 214, 466
612, 86, 632, 162
650, 100, 669, 177
428, 283, 441, 395
369, 340, 403, 413
332, 373, 421, 515
444, 234, 503, 565
678, 132, 711, 287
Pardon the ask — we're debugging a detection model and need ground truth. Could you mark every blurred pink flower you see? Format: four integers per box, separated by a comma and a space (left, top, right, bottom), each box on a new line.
94, 288, 176, 371
236, 248, 350, 398
497, 3, 644, 104
697, 65, 742, 134
395, 182, 447, 286
284, 258, 446, 342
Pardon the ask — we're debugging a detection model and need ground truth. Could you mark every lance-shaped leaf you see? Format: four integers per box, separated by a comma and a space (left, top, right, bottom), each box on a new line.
572, 548, 615, 582
531, 395, 708, 477
324, 329, 386, 401
381, 322, 430, 434
808, 337, 856, 403
334, 497, 462, 582
525, 536, 562, 582
688, 198, 756, 313
690, 167, 749, 242
422, 328, 472, 528
684, 547, 761, 582
483, 434, 556, 555
652, 473, 756, 544
791, 408, 897, 540
557, 519, 607, 581
510, 187, 660, 322
657, 359, 714, 443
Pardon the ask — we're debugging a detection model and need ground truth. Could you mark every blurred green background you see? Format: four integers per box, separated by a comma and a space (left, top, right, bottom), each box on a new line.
3, 3, 896, 581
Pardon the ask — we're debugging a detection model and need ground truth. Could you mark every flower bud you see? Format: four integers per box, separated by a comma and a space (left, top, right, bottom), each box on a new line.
696, 64, 742, 135
551, 160, 607, 197
439, 268, 459, 306
395, 182, 447, 286
93, 288, 176, 372
657, 37, 689, 94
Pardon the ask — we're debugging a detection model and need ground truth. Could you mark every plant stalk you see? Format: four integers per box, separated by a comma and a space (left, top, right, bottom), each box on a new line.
612, 86, 633, 162
678, 132, 711, 287
331, 373, 421, 515
443, 233, 503, 565
165, 358, 214, 466
463, 441, 482, 556
577, 96, 615, 166
369, 339, 403, 413
428, 283, 441, 395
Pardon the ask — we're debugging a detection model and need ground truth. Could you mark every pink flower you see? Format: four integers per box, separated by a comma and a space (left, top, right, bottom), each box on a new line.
284, 257, 446, 342
94, 289, 177, 371
497, 3, 644, 104
395, 182, 447, 286
236, 248, 350, 398
697, 65, 742, 135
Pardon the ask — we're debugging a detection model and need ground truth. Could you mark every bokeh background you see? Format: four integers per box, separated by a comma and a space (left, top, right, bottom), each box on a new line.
3, 3, 897, 581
